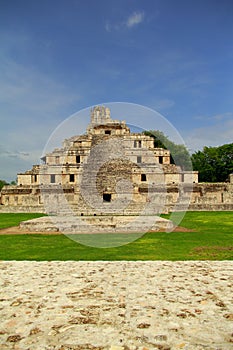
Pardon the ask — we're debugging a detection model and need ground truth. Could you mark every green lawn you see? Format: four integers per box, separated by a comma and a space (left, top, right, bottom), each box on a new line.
0, 213, 46, 229
0, 211, 232, 260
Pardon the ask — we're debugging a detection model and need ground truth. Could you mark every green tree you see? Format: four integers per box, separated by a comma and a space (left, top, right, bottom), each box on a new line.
143, 130, 192, 170
0, 180, 9, 191
191, 143, 233, 182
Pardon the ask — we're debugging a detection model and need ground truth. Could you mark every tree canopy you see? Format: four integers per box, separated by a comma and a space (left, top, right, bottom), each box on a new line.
0, 180, 9, 191
0, 180, 16, 191
143, 130, 192, 170
191, 143, 233, 182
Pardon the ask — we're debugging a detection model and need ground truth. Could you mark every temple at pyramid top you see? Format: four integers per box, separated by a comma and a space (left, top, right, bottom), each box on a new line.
90, 106, 111, 124
87, 105, 125, 131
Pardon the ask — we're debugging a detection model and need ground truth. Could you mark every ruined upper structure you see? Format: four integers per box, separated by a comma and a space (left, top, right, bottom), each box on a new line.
17, 105, 195, 189
1, 106, 232, 213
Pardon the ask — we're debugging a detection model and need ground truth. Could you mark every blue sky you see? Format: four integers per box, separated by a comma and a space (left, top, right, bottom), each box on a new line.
0, 0, 233, 181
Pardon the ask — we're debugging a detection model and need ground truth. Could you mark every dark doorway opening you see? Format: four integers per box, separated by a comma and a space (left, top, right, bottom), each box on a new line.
159, 156, 163, 164
105, 130, 111, 135
141, 174, 147, 181
103, 193, 111, 202
70, 174, 75, 182
76, 155, 80, 163
50, 174, 56, 183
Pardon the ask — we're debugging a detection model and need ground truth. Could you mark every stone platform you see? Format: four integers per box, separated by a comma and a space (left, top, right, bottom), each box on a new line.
20, 215, 174, 233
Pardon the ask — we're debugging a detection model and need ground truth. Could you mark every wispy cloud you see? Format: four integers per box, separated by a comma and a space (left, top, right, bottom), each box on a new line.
168, 75, 212, 95
153, 98, 175, 111
126, 11, 145, 28
0, 144, 34, 161
105, 10, 145, 32
194, 112, 233, 122
0, 32, 83, 180
0, 58, 79, 115
105, 22, 111, 32
184, 114, 233, 152
0, 31, 80, 118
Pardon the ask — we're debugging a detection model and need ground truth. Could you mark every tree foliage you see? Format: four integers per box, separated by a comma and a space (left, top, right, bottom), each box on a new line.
143, 130, 192, 170
0, 180, 16, 191
191, 143, 233, 182
0, 180, 9, 191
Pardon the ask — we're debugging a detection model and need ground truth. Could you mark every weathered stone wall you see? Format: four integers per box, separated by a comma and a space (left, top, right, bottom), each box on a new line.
165, 182, 233, 211
0, 205, 45, 213
188, 182, 233, 210
1, 182, 232, 213
17, 174, 31, 185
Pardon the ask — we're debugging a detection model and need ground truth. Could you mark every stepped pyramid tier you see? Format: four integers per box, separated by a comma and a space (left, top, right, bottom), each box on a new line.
1, 106, 205, 223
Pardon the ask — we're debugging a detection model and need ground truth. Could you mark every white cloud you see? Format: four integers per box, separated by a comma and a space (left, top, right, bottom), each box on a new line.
126, 11, 145, 28
105, 11, 145, 32
105, 21, 111, 32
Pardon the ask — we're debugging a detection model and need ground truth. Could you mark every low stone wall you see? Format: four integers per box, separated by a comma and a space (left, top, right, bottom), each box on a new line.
0, 205, 45, 213
188, 203, 233, 211
0, 182, 233, 213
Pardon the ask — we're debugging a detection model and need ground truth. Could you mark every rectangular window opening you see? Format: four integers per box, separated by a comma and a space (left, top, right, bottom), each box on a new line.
137, 156, 142, 163
76, 155, 80, 163
103, 193, 111, 202
105, 130, 111, 135
221, 193, 224, 203
70, 174, 75, 182
138, 140, 142, 148
50, 174, 56, 183
141, 174, 147, 181
159, 156, 163, 164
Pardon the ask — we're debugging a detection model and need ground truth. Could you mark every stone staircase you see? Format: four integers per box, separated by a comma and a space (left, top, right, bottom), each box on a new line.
20, 214, 174, 233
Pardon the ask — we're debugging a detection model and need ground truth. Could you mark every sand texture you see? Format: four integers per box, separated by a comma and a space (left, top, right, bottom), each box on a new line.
0, 261, 232, 350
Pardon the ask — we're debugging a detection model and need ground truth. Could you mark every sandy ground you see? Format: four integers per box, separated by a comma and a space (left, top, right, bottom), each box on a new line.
0, 261, 232, 350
